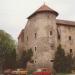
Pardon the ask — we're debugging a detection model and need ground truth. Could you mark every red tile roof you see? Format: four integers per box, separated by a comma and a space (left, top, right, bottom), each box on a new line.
56, 19, 75, 26
28, 4, 58, 19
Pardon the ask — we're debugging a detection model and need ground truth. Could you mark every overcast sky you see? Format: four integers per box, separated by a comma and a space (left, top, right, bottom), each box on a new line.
0, 0, 75, 41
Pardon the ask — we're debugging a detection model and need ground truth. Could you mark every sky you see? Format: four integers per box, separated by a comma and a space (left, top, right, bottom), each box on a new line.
0, 0, 75, 41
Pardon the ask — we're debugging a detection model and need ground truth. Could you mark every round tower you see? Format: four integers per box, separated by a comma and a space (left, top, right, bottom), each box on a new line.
25, 4, 59, 69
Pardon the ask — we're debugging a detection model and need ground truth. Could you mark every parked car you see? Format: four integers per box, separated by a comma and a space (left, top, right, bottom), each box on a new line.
4, 68, 27, 75
4, 69, 12, 75
32, 68, 52, 75
11, 69, 28, 75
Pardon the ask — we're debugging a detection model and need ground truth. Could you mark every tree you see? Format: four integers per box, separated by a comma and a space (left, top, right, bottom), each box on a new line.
0, 30, 16, 71
65, 53, 73, 73
19, 48, 33, 68
72, 56, 75, 70
4, 48, 17, 69
53, 44, 66, 73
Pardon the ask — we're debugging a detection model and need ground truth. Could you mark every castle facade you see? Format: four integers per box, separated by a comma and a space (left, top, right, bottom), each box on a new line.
18, 4, 75, 69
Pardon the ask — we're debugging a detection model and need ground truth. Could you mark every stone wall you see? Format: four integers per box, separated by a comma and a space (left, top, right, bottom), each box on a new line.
23, 12, 57, 68
57, 25, 75, 56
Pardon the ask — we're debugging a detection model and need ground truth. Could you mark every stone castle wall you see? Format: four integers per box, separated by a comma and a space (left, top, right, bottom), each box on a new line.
23, 12, 57, 68
18, 8, 75, 69
57, 25, 75, 56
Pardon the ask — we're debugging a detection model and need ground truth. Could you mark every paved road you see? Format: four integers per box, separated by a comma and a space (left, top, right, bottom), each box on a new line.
1, 73, 75, 75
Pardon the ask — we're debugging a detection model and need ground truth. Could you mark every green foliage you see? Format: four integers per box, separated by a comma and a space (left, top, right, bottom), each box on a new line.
53, 44, 73, 73
0, 30, 16, 70
27, 69, 36, 75
19, 48, 33, 68
27, 48, 33, 61
65, 53, 73, 73
4, 49, 17, 69
72, 56, 75, 70
53, 44, 66, 73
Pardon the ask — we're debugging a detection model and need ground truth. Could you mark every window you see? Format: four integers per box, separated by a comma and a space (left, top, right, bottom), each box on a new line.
50, 31, 52, 35
70, 49, 72, 53
35, 33, 37, 39
34, 60, 36, 63
58, 34, 60, 40
57, 29, 60, 40
69, 36, 71, 40
30, 60, 34, 63
27, 36, 28, 41
50, 43, 54, 50
50, 59, 54, 62
35, 47, 36, 51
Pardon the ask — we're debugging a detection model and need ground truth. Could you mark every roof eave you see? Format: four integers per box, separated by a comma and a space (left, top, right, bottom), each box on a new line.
27, 10, 58, 19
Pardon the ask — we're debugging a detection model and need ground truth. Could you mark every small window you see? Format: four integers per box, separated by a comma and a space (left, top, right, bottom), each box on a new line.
50, 43, 54, 50
35, 47, 36, 51
70, 49, 72, 53
34, 60, 36, 63
27, 36, 28, 41
50, 31, 52, 35
30, 60, 34, 63
35, 33, 37, 39
58, 34, 60, 40
57, 30, 60, 40
69, 36, 71, 40
51, 59, 54, 62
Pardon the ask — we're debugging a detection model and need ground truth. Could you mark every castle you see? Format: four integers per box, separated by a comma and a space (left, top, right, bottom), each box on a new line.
18, 4, 75, 69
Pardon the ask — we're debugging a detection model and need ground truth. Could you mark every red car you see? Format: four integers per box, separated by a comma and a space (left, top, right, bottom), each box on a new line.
33, 68, 52, 75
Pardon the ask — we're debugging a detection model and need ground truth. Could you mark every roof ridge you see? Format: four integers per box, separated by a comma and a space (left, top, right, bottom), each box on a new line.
56, 19, 75, 26
27, 4, 58, 19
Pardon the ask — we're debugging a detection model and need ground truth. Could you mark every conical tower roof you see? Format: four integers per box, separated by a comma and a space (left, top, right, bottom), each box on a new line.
28, 4, 58, 19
